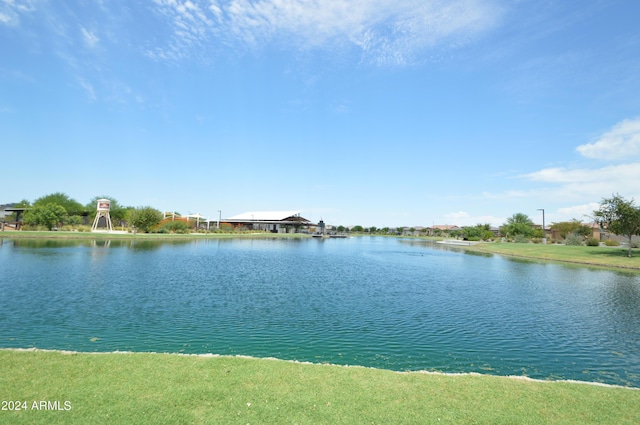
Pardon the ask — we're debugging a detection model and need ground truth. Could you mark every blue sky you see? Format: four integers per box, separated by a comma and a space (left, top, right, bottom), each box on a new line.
2, 0, 639, 227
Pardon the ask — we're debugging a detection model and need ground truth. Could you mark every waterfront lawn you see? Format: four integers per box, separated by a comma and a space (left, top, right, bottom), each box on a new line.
469, 243, 640, 270
1, 350, 639, 424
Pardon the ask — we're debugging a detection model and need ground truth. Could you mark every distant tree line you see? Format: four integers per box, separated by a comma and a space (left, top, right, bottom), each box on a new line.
343, 194, 640, 257
9, 192, 640, 255
11, 192, 166, 233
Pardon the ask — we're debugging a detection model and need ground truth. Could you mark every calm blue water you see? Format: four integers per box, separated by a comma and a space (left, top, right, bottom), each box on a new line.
1, 236, 639, 387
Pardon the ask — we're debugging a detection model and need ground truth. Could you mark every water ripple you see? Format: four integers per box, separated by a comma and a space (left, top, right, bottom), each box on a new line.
1, 237, 639, 387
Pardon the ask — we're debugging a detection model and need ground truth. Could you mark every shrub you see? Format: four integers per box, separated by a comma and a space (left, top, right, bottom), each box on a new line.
66, 215, 85, 226
127, 207, 163, 233
564, 233, 583, 246
586, 237, 600, 246
632, 241, 640, 249
158, 220, 192, 234
604, 239, 620, 246
482, 231, 495, 241
513, 234, 530, 244
21, 224, 49, 231
220, 223, 235, 232
531, 238, 542, 244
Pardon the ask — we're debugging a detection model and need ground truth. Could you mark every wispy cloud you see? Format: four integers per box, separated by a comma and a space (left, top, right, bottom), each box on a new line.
556, 203, 599, 220
520, 162, 640, 199
78, 78, 96, 102
0, 0, 37, 26
443, 211, 504, 227
522, 162, 640, 184
148, 0, 502, 65
514, 117, 640, 205
576, 117, 640, 160
80, 26, 100, 49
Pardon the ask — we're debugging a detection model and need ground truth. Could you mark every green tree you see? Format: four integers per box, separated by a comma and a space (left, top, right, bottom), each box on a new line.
66, 215, 84, 226
593, 194, 640, 257
462, 224, 494, 241
23, 203, 67, 230
501, 213, 535, 238
33, 192, 85, 216
351, 225, 364, 233
336, 225, 346, 233
127, 207, 163, 233
369, 226, 378, 233
462, 225, 482, 240
550, 220, 591, 239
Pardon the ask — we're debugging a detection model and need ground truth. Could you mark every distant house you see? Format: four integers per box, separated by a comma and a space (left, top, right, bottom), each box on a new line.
549, 222, 601, 241
401, 226, 425, 236
222, 211, 313, 233
427, 225, 461, 236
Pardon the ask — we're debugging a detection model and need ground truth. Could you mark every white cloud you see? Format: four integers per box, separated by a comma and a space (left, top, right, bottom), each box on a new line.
80, 27, 100, 48
556, 203, 599, 220
512, 163, 640, 210
511, 116, 640, 208
481, 190, 529, 200
0, 0, 36, 26
576, 117, 640, 160
444, 211, 470, 220
78, 79, 96, 102
443, 211, 503, 227
522, 162, 640, 185
149, 0, 502, 65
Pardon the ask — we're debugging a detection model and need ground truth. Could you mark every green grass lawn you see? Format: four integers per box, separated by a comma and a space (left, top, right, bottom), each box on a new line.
466, 242, 640, 270
1, 349, 639, 424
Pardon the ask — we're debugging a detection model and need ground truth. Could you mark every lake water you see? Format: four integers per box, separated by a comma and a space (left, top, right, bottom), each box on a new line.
1, 236, 639, 387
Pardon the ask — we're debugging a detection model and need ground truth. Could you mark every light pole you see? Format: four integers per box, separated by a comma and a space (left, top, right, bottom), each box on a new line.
537, 208, 546, 244
217, 210, 221, 230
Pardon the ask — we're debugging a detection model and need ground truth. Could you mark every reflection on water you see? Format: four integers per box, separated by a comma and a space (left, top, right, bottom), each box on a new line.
1, 236, 639, 387
7, 238, 195, 250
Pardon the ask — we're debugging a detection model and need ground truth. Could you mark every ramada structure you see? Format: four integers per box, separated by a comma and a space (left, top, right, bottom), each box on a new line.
221, 211, 315, 233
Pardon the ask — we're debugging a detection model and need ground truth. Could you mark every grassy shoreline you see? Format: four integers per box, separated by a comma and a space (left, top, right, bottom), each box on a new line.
462, 241, 640, 271
2, 349, 638, 424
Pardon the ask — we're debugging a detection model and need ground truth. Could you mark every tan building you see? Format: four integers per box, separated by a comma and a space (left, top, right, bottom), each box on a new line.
222, 211, 313, 233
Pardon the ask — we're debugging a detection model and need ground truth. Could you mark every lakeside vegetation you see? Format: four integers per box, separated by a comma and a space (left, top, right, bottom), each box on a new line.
2, 349, 639, 425
466, 242, 640, 271
2, 230, 639, 270
0, 230, 308, 240
4, 192, 640, 251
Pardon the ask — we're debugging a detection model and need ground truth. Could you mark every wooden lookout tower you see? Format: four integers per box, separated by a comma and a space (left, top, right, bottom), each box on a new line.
91, 199, 113, 232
